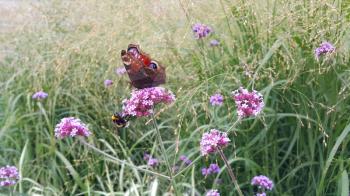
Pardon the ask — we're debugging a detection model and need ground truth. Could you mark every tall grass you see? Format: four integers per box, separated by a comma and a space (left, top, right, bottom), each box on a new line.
0, 0, 350, 195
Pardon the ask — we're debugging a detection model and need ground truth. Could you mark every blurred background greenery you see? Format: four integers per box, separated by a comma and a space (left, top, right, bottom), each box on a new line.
1, 0, 350, 195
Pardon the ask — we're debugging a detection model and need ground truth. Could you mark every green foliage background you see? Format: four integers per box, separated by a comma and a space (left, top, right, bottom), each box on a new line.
1, 0, 350, 195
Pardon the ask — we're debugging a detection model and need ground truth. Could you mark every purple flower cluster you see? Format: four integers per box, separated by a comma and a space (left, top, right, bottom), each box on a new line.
200, 129, 230, 156
201, 163, 221, 176
192, 23, 212, 39
0, 165, 19, 187
210, 39, 220, 47
206, 189, 220, 196
256, 193, 267, 196
122, 87, 175, 117
104, 79, 113, 87
232, 87, 264, 118
54, 117, 91, 139
115, 66, 127, 75
143, 153, 159, 167
251, 175, 274, 191
210, 93, 224, 106
179, 155, 192, 166
314, 41, 335, 59
32, 91, 48, 100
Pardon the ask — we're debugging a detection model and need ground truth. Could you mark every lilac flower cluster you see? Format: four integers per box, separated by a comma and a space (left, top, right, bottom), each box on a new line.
179, 155, 192, 166
251, 175, 274, 191
143, 153, 159, 167
122, 87, 175, 117
200, 129, 230, 156
256, 193, 267, 196
115, 66, 127, 75
206, 189, 220, 196
201, 163, 220, 176
232, 87, 264, 118
104, 79, 113, 87
32, 91, 48, 100
210, 39, 220, 47
0, 165, 19, 187
54, 117, 91, 139
210, 93, 224, 106
192, 23, 212, 39
314, 41, 335, 59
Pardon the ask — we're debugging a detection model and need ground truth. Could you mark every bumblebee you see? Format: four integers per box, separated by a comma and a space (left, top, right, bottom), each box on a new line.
111, 113, 130, 128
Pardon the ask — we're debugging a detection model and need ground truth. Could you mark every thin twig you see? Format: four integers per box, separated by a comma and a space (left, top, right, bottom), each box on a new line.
79, 137, 170, 180
217, 147, 244, 196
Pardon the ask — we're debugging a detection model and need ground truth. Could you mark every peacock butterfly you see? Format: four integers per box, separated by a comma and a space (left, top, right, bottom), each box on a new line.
121, 44, 166, 89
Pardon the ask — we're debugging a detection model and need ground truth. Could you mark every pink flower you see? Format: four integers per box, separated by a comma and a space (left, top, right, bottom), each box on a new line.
32, 91, 48, 100
314, 41, 335, 59
200, 129, 230, 156
104, 79, 113, 87
54, 117, 91, 139
0, 165, 19, 187
210, 93, 224, 106
192, 23, 212, 39
122, 87, 175, 117
206, 189, 220, 196
232, 87, 264, 118
251, 175, 274, 191
115, 66, 127, 75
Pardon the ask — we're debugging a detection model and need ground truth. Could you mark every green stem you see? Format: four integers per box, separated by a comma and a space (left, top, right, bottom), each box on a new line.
79, 137, 170, 180
218, 147, 244, 196
151, 111, 178, 195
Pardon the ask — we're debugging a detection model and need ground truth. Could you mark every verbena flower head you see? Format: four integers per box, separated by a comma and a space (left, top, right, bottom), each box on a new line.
232, 87, 264, 118
314, 41, 335, 59
251, 175, 274, 191
0, 179, 17, 187
210, 39, 220, 46
200, 129, 230, 156
256, 193, 267, 196
192, 23, 212, 39
0, 165, 19, 187
54, 117, 91, 139
32, 91, 48, 100
104, 79, 113, 87
209, 163, 220, 174
179, 155, 192, 165
210, 93, 224, 106
206, 189, 220, 196
201, 167, 211, 176
115, 66, 127, 75
147, 158, 159, 167
122, 87, 175, 117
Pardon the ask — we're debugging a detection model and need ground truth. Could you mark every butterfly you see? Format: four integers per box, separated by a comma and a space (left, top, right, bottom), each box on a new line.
112, 44, 166, 127
121, 44, 166, 89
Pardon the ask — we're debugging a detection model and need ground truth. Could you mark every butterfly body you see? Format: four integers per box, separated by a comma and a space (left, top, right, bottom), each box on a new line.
121, 44, 166, 89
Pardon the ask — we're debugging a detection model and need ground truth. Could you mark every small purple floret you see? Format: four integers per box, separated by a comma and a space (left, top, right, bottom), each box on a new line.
0, 165, 19, 187
192, 23, 212, 39
206, 189, 220, 196
251, 175, 274, 191
232, 87, 264, 118
314, 41, 335, 59
122, 87, 175, 117
210, 93, 224, 106
200, 129, 230, 156
104, 79, 113, 87
54, 117, 91, 139
32, 91, 48, 100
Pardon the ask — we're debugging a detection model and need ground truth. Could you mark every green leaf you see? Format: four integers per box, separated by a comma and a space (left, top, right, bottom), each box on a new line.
341, 170, 349, 196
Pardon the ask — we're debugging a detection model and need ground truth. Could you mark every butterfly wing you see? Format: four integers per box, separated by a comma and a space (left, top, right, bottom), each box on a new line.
121, 44, 166, 89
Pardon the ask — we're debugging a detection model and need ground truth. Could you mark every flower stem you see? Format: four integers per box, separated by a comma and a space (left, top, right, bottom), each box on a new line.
151, 111, 178, 195
79, 137, 170, 180
218, 147, 244, 196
